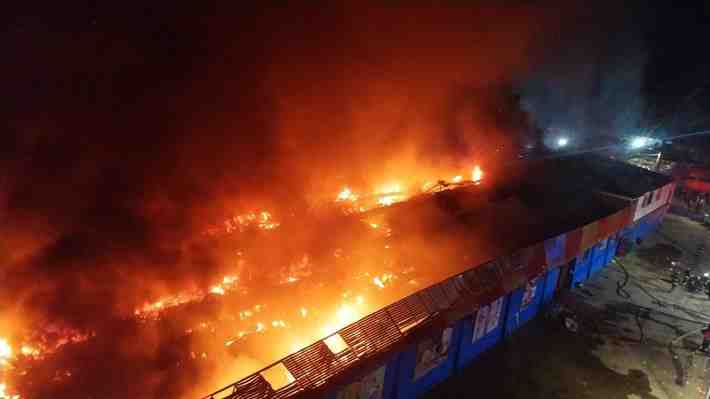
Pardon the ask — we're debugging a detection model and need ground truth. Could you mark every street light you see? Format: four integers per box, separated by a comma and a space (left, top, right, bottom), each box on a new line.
629, 136, 649, 149
556, 137, 569, 148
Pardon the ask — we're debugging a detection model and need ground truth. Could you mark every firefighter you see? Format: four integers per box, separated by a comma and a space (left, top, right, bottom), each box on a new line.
702, 324, 710, 353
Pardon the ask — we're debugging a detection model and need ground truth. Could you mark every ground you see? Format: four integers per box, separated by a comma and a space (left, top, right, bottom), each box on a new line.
424, 213, 710, 399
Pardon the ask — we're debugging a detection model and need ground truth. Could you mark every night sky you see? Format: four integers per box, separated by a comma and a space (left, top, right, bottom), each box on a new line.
4, 2, 710, 144
643, 2, 710, 131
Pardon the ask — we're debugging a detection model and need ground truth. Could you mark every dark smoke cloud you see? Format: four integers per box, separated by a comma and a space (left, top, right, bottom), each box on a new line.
519, 2, 650, 149
0, 2, 581, 398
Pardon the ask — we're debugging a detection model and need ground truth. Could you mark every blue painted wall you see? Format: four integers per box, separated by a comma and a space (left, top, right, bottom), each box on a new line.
394, 323, 462, 399
326, 355, 399, 399
621, 224, 638, 243
541, 266, 560, 305
605, 235, 618, 266
504, 277, 544, 336
544, 234, 566, 266
572, 251, 591, 286
325, 210, 669, 399
455, 295, 508, 370
589, 241, 607, 276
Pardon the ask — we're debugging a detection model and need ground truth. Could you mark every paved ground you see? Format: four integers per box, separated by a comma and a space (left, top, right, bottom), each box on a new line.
425, 214, 710, 399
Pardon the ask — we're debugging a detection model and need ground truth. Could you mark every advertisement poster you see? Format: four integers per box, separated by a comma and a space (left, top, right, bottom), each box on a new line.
472, 304, 489, 342
521, 277, 538, 308
485, 296, 504, 335
413, 327, 453, 380
336, 365, 386, 399
472, 296, 503, 342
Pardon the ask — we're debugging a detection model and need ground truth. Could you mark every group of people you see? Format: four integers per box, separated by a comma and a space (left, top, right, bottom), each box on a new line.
678, 189, 708, 214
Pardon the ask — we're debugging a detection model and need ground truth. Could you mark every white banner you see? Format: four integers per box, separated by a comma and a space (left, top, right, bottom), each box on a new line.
521, 277, 538, 309
414, 327, 453, 380
472, 304, 489, 342
485, 297, 504, 335
472, 296, 504, 342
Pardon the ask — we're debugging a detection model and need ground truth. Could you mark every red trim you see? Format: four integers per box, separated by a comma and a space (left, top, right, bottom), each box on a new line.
580, 221, 599, 251
685, 179, 710, 193
564, 228, 583, 262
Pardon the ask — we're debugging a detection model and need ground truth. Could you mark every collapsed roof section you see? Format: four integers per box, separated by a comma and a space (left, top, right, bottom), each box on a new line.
200, 154, 674, 399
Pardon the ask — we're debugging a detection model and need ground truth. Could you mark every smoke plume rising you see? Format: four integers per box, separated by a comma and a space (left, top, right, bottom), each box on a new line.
519, 3, 649, 149
0, 3, 589, 398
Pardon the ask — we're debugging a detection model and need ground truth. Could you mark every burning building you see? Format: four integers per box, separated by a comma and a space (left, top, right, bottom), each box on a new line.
191, 154, 673, 399
0, 3, 663, 398
0, 152, 672, 399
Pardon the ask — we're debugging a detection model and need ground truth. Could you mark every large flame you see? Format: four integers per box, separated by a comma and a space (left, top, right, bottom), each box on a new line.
0, 339, 11, 361
472, 165, 483, 183
3, 164, 485, 398
0, 338, 20, 399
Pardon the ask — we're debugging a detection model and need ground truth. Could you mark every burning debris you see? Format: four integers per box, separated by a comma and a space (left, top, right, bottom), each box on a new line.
0, 167, 485, 398
0, 2, 585, 398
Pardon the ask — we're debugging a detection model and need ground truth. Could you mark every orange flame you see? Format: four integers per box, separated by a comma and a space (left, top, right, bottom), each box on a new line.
0, 338, 11, 361
336, 187, 358, 202
472, 165, 483, 183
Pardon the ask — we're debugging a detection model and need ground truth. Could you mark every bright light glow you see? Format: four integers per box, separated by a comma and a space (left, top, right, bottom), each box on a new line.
704, 272, 709, 277
336, 304, 355, 324
421, 181, 435, 191
0, 383, 17, 399
336, 187, 358, 202
209, 286, 225, 295
373, 273, 394, 289
324, 334, 349, 354
0, 338, 12, 360
630, 136, 649, 149
375, 183, 405, 207
472, 166, 483, 183
260, 363, 295, 390
557, 137, 569, 147
377, 196, 395, 206
452, 175, 463, 183
20, 345, 38, 357
377, 183, 402, 194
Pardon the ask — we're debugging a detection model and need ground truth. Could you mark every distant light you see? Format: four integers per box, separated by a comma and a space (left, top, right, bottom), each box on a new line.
629, 136, 649, 149
704, 272, 709, 278
557, 137, 569, 147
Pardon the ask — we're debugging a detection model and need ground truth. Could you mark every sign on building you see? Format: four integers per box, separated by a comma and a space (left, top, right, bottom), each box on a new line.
336, 365, 386, 399
413, 327, 453, 380
472, 296, 504, 342
521, 277, 538, 309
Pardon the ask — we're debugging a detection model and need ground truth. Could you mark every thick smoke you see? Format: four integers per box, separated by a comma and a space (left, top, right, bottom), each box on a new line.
519, 4, 649, 149
1, 3, 579, 398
